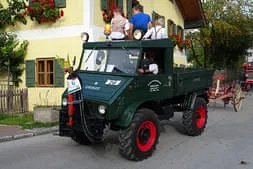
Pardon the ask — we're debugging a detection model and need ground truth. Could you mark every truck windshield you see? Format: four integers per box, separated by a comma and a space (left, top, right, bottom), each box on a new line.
80, 48, 140, 74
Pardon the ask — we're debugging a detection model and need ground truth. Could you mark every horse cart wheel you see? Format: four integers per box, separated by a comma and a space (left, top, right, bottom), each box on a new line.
232, 84, 243, 112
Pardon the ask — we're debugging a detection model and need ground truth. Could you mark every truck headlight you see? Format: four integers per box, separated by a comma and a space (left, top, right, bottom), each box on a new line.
245, 74, 248, 77
98, 105, 106, 114
62, 98, 68, 106
81, 32, 89, 42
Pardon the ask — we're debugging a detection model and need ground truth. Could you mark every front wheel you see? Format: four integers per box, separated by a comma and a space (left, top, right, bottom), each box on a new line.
119, 108, 160, 161
71, 130, 92, 145
182, 97, 208, 136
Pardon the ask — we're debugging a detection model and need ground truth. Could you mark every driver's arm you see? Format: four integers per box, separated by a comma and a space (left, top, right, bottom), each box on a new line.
138, 64, 158, 74
149, 64, 158, 74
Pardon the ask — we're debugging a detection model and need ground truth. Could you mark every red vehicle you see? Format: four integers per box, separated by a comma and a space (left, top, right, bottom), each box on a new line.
241, 63, 253, 91
208, 72, 243, 112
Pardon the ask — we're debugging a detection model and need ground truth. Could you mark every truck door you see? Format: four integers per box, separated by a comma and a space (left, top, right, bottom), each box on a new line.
135, 48, 173, 100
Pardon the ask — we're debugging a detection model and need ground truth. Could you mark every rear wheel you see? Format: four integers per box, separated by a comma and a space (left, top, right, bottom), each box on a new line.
182, 97, 208, 136
119, 109, 160, 161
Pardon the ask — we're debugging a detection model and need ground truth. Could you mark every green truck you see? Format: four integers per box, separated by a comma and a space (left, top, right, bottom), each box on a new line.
59, 35, 213, 161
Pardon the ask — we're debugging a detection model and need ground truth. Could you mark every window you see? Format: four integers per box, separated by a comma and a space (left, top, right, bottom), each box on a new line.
26, 58, 64, 87
142, 48, 165, 73
37, 58, 54, 86
152, 11, 165, 27
29, 0, 66, 8
101, 0, 124, 10
109, 0, 117, 8
167, 20, 174, 36
177, 26, 183, 39
80, 48, 140, 74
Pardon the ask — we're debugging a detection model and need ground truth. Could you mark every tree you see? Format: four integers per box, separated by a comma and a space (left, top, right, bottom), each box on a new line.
0, 0, 27, 29
188, 0, 253, 69
0, 32, 29, 86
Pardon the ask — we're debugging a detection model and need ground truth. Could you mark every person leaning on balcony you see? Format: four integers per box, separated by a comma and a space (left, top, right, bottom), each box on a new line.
129, 4, 152, 40
143, 18, 166, 40
110, 7, 130, 40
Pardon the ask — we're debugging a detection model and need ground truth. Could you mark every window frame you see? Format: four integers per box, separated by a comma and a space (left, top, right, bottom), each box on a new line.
36, 58, 55, 87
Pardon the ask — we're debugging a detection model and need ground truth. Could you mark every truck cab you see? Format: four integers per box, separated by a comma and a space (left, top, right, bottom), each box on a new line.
59, 35, 213, 161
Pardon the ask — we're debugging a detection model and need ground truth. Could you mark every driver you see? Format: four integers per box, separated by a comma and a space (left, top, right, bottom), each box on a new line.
138, 52, 158, 75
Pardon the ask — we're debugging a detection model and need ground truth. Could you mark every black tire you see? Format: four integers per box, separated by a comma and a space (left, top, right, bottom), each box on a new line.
119, 108, 160, 161
71, 130, 92, 145
182, 97, 208, 136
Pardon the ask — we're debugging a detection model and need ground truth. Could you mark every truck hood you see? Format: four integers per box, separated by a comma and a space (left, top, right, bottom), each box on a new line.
76, 73, 134, 104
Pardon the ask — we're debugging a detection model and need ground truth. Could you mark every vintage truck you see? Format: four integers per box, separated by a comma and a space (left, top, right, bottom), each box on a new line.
59, 34, 213, 161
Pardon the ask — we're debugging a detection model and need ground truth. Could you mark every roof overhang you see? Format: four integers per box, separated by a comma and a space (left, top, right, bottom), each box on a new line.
175, 0, 206, 29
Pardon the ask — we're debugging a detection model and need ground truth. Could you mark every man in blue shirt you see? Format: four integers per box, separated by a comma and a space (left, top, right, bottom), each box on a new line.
129, 4, 152, 39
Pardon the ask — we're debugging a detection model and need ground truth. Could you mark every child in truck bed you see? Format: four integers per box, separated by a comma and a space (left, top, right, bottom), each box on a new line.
143, 18, 166, 40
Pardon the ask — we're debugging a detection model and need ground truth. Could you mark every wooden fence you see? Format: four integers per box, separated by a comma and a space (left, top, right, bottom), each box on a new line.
0, 85, 28, 114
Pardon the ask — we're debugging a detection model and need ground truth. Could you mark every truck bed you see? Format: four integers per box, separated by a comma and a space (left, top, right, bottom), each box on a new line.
173, 68, 213, 96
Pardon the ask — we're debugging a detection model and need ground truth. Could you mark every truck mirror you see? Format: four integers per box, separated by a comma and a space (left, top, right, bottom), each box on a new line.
73, 56, 76, 66
96, 51, 105, 65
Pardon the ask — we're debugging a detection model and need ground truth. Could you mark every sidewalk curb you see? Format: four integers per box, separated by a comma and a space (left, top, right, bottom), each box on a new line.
0, 126, 58, 143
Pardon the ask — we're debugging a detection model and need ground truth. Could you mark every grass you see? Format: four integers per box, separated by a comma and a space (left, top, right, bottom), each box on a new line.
0, 113, 58, 129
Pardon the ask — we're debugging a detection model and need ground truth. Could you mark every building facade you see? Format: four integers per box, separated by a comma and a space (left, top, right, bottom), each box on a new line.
2, 0, 204, 111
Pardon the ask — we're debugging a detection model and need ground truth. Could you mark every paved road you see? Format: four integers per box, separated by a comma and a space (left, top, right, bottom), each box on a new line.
0, 94, 253, 169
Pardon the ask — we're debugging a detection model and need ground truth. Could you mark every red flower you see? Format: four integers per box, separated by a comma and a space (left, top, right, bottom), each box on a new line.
112, 5, 118, 10
27, 7, 35, 12
49, 0, 54, 3
60, 10, 64, 17
102, 12, 106, 17
22, 11, 27, 16
40, 17, 46, 23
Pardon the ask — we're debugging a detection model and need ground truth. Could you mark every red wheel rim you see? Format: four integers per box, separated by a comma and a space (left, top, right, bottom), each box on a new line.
136, 121, 156, 152
195, 106, 206, 128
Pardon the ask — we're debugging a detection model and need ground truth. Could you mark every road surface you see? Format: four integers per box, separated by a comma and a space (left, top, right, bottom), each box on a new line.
0, 94, 253, 169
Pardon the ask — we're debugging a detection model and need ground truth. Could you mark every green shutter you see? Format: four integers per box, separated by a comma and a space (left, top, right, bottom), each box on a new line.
25, 60, 35, 87
182, 29, 185, 40
173, 24, 177, 34
28, 0, 32, 6
160, 16, 165, 28
101, 0, 109, 10
167, 20, 172, 36
54, 0, 66, 8
127, 0, 132, 19
152, 11, 156, 26
117, 0, 123, 9
54, 58, 64, 87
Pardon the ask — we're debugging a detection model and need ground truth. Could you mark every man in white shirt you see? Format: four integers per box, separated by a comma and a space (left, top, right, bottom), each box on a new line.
138, 54, 159, 75
143, 18, 166, 40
